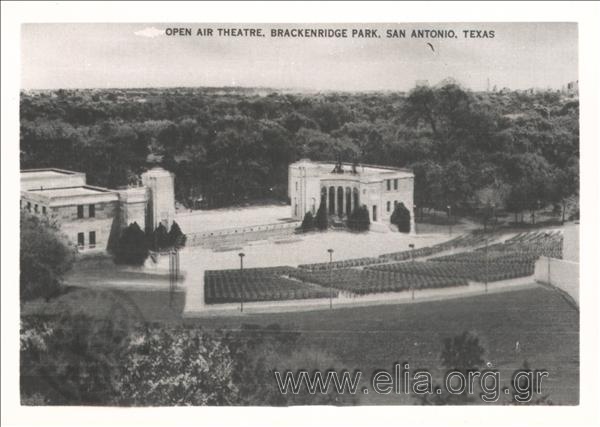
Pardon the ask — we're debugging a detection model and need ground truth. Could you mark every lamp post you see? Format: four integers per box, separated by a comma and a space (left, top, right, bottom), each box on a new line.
413, 204, 417, 234
484, 238, 489, 294
238, 252, 245, 312
544, 232, 551, 285
409, 243, 416, 300
327, 248, 334, 309
447, 205, 452, 236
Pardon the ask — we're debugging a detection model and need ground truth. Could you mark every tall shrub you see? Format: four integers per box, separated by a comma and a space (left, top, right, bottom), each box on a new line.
300, 212, 314, 232
391, 202, 411, 233
348, 205, 370, 232
168, 221, 187, 249
314, 201, 328, 231
114, 222, 149, 265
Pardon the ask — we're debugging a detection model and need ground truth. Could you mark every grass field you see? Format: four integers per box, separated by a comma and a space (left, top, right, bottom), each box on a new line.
22, 283, 578, 405
184, 285, 579, 405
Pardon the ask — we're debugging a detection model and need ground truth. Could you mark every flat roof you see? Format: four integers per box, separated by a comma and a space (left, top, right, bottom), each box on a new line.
21, 168, 81, 178
28, 185, 113, 198
291, 160, 413, 178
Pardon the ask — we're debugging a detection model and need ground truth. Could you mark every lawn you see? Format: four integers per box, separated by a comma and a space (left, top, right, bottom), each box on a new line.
22, 283, 578, 405
184, 285, 579, 405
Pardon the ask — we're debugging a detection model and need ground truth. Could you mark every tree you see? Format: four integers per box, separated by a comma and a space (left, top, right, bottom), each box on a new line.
21, 314, 129, 405
551, 156, 579, 224
416, 331, 486, 405
441, 331, 485, 372
474, 182, 510, 230
411, 160, 444, 214
114, 222, 149, 265
20, 212, 75, 302
224, 323, 357, 406
391, 202, 411, 233
116, 327, 240, 406
314, 201, 328, 231
348, 205, 370, 232
504, 153, 555, 224
168, 221, 187, 249
150, 223, 170, 251
300, 211, 314, 232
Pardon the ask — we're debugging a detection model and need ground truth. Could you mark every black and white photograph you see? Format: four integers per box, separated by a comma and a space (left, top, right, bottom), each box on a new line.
2, 2, 599, 427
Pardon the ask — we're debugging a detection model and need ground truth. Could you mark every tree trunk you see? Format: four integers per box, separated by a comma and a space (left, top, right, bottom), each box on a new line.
562, 201, 566, 225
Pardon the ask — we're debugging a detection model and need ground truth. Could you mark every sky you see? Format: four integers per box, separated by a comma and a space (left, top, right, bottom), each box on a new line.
21, 22, 578, 91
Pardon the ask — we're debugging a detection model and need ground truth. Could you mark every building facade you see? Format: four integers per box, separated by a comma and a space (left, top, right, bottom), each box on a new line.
288, 159, 415, 230
20, 167, 175, 253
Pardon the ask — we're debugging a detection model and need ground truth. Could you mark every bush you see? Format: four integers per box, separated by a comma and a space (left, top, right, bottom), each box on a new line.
168, 221, 187, 249
348, 205, 370, 232
391, 202, 411, 233
114, 222, 149, 265
20, 212, 75, 302
314, 201, 328, 231
300, 212, 315, 232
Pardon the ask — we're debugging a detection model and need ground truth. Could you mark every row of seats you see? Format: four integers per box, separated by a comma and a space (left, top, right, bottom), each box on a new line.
288, 268, 468, 295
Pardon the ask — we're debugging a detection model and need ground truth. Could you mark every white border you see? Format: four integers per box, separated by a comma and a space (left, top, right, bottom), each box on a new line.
2, 2, 599, 426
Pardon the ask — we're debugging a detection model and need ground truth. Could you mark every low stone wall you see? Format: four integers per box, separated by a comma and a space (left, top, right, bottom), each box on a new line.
185, 221, 301, 248
535, 256, 579, 306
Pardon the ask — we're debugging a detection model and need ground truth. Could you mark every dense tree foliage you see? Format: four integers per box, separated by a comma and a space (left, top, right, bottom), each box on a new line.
20, 212, 75, 302
21, 86, 578, 219
21, 315, 355, 406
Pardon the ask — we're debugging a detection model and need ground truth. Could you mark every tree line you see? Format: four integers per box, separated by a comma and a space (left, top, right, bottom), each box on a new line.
20, 85, 579, 220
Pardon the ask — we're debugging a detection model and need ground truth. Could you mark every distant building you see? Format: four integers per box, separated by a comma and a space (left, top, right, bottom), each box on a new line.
566, 80, 579, 95
20, 167, 174, 253
288, 159, 415, 230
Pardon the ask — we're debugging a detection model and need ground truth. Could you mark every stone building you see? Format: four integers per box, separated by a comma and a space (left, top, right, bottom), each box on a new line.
20, 167, 175, 253
288, 159, 415, 230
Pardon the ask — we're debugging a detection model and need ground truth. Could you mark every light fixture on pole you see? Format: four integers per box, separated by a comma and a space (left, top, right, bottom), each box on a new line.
409, 243, 416, 299
238, 252, 245, 312
484, 239, 489, 294
413, 204, 417, 234
327, 248, 334, 309
447, 205, 452, 236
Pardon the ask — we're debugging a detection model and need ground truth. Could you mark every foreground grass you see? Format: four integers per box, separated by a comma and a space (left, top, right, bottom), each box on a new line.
184, 286, 579, 405
22, 284, 578, 405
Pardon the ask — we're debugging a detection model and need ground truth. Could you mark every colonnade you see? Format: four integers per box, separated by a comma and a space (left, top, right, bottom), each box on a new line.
321, 186, 360, 217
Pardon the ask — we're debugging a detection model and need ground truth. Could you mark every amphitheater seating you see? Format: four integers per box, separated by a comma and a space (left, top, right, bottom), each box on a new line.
204, 266, 334, 304
203, 230, 563, 303
377, 232, 494, 261
367, 258, 535, 283
298, 257, 382, 271
288, 268, 467, 295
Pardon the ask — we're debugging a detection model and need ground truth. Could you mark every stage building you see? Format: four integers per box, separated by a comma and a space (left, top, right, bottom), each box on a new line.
288, 159, 415, 230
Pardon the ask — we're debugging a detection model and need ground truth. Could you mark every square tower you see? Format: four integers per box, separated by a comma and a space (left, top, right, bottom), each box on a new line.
141, 167, 175, 231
